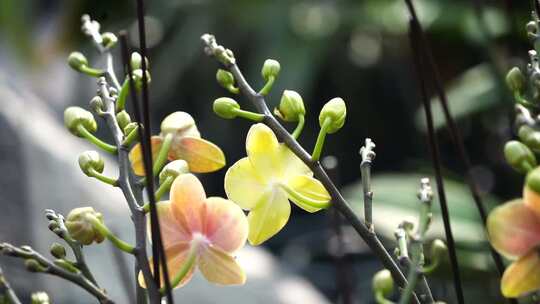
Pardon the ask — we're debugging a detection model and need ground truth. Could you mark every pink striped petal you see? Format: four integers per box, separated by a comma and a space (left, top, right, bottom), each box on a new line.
204, 197, 248, 253
170, 174, 207, 234
138, 243, 195, 289
168, 137, 226, 173
147, 201, 190, 248
198, 245, 246, 285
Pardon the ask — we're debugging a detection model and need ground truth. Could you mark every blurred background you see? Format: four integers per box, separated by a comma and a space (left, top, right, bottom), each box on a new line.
0, 0, 536, 303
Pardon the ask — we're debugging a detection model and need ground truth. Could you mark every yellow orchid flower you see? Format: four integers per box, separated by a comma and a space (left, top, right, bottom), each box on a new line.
139, 173, 248, 288
224, 123, 331, 246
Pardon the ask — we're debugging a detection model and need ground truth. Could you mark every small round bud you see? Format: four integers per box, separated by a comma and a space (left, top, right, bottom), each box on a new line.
518, 125, 540, 153
31, 292, 50, 304
116, 111, 132, 130
64, 107, 98, 136
372, 269, 394, 297
319, 97, 347, 134
124, 122, 138, 136
25, 259, 43, 272
68, 52, 88, 71
213, 97, 240, 119
78, 151, 105, 176
159, 160, 190, 184
261, 59, 280, 81
506, 67, 526, 93
216, 69, 235, 87
160, 111, 200, 138
89, 96, 104, 114
50, 243, 66, 259
47, 220, 59, 232
430, 239, 447, 259
65, 207, 105, 245
132, 69, 152, 90
130, 52, 149, 70
504, 140, 537, 174
274, 90, 305, 122
101, 32, 118, 48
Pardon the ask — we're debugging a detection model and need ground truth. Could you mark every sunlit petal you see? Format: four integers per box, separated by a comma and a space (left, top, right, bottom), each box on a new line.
138, 243, 194, 289
168, 137, 226, 173
278, 145, 311, 179
224, 158, 269, 210
198, 245, 246, 285
246, 124, 283, 178
247, 189, 290, 246
129, 136, 162, 176
286, 175, 331, 213
170, 174, 207, 234
501, 251, 540, 298
147, 201, 190, 247
203, 197, 248, 253
487, 199, 540, 259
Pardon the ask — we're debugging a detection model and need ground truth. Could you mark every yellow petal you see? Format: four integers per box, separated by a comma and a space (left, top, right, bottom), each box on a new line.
204, 197, 248, 253
169, 136, 226, 173
138, 243, 195, 289
170, 174, 207, 234
501, 250, 540, 298
224, 157, 269, 210
247, 190, 290, 245
147, 201, 190, 248
198, 245, 246, 285
278, 145, 311, 179
487, 199, 540, 259
246, 123, 283, 179
286, 175, 331, 213
129, 136, 162, 176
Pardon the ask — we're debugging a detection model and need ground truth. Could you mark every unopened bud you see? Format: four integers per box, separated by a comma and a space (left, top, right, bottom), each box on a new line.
506, 67, 526, 93
504, 141, 537, 174
319, 97, 346, 134
274, 90, 305, 122
31, 292, 50, 304
160, 111, 200, 138
25, 259, 43, 272
159, 160, 190, 184
261, 59, 280, 81
216, 69, 236, 90
132, 69, 151, 90
65, 207, 105, 245
518, 125, 540, 153
124, 122, 138, 136
430, 239, 447, 259
78, 151, 105, 176
372, 269, 394, 297
116, 111, 132, 130
130, 52, 149, 70
89, 96, 104, 114
64, 107, 98, 136
68, 52, 88, 72
213, 97, 240, 119
101, 32, 118, 48
50, 243, 66, 259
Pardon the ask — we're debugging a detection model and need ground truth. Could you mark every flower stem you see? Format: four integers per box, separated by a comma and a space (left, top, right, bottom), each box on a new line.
88, 168, 118, 186
234, 109, 265, 122
87, 215, 135, 254
122, 126, 140, 147
153, 133, 173, 176
77, 125, 118, 154
312, 117, 331, 161
80, 65, 105, 78
116, 78, 130, 113
161, 244, 197, 293
258, 75, 275, 96
156, 176, 174, 201
375, 291, 395, 304
292, 114, 305, 139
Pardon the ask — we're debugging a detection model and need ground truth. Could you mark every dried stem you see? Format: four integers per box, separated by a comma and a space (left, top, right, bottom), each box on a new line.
360, 138, 376, 232
0, 266, 21, 304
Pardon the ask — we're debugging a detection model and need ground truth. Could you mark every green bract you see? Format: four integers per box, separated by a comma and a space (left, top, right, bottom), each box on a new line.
78, 151, 105, 176
64, 107, 98, 136
65, 207, 105, 245
213, 97, 240, 119
319, 97, 346, 134
274, 90, 305, 122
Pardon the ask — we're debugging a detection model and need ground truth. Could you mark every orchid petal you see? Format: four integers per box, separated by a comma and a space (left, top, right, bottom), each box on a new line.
138, 243, 194, 289
279, 145, 311, 179
285, 175, 331, 213
524, 186, 540, 218
246, 124, 282, 179
147, 201, 190, 248
129, 136, 162, 176
170, 174, 207, 234
198, 245, 246, 285
224, 157, 268, 210
247, 190, 290, 245
168, 136, 225, 173
203, 197, 248, 253
487, 199, 540, 259
501, 250, 540, 298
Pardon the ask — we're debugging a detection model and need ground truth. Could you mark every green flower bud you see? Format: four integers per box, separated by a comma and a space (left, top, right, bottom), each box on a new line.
116, 111, 132, 130
504, 140, 537, 174
130, 52, 149, 70
213, 97, 240, 119
159, 160, 190, 184
430, 239, 447, 259
101, 32, 118, 48
216, 69, 236, 89
160, 111, 200, 138
123, 122, 138, 136
526, 166, 540, 194
64, 107, 98, 136
319, 97, 346, 134
31, 292, 50, 304
506, 67, 526, 93
132, 69, 151, 90
78, 151, 105, 176
65, 207, 105, 245
25, 259, 43, 273
518, 125, 540, 153
50, 242, 66, 259
372, 269, 394, 297
274, 90, 305, 122
68, 52, 88, 72
89, 96, 104, 114
54, 259, 79, 273
261, 59, 280, 81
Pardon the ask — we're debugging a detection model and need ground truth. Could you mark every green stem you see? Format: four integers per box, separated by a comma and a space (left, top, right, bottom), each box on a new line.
155, 176, 174, 201
161, 244, 197, 293
258, 76, 275, 96
153, 134, 173, 176
87, 216, 135, 254
375, 291, 395, 304
226, 85, 240, 94
77, 125, 118, 154
87, 168, 118, 186
514, 91, 538, 109
311, 117, 331, 161
291, 114, 305, 139
234, 109, 265, 122
122, 126, 140, 147
280, 183, 331, 209
116, 78, 129, 113
80, 65, 105, 78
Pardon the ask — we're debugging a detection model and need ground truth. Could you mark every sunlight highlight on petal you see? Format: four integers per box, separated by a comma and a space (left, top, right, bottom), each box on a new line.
224, 158, 268, 209
204, 197, 248, 253
246, 123, 282, 177
169, 137, 226, 173
198, 245, 246, 285
129, 136, 162, 176
247, 190, 290, 245
170, 174, 207, 234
